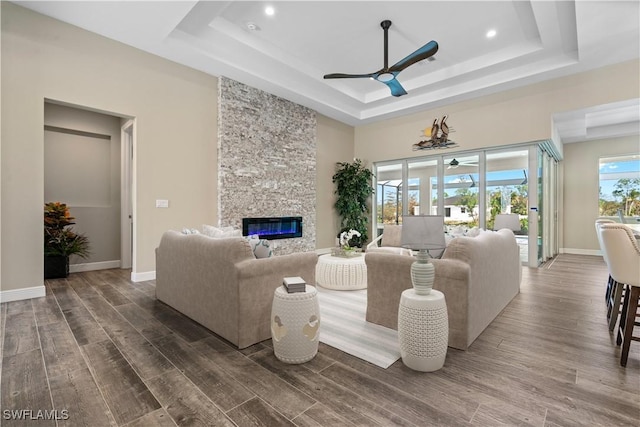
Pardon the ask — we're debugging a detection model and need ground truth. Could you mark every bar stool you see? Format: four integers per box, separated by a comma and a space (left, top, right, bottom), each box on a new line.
595, 219, 616, 303
596, 219, 625, 331
600, 223, 640, 367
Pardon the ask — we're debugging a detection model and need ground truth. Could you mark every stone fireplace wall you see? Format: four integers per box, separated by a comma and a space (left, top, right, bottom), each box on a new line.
217, 77, 316, 254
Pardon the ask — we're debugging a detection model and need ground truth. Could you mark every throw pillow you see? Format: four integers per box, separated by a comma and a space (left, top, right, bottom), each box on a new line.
466, 227, 482, 237
245, 234, 273, 258
182, 228, 200, 235
202, 224, 242, 238
202, 224, 222, 237
253, 239, 273, 258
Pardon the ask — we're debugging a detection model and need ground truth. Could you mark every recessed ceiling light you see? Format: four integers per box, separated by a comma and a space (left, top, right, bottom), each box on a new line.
246, 22, 261, 31
265, 6, 275, 16
486, 29, 497, 39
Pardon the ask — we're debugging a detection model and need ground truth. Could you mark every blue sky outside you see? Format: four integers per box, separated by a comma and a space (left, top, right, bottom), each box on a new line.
599, 158, 640, 201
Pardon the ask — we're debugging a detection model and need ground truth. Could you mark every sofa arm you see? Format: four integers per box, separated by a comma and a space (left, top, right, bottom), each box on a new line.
431, 258, 470, 350
233, 252, 318, 349
365, 252, 471, 350
236, 252, 318, 283
365, 253, 414, 329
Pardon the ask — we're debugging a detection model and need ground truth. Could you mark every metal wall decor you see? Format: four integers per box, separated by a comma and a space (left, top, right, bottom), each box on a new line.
413, 115, 458, 150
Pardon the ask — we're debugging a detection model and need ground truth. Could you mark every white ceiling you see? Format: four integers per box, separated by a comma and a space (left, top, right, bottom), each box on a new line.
14, 1, 640, 142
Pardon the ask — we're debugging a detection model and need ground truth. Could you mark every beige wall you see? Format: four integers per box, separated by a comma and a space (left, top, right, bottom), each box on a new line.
316, 115, 355, 248
1, 2, 217, 291
562, 136, 640, 253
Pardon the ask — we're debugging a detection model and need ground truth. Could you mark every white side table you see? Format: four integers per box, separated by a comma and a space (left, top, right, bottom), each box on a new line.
316, 254, 367, 290
271, 285, 320, 364
398, 288, 448, 372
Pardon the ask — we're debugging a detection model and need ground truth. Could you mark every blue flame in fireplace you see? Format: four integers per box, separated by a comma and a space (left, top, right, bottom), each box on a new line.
242, 217, 303, 240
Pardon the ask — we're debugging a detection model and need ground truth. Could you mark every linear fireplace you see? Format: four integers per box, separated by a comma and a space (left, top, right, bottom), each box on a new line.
242, 216, 303, 240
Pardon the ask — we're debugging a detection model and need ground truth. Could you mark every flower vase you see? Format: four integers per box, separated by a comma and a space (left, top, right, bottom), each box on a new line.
44, 255, 69, 279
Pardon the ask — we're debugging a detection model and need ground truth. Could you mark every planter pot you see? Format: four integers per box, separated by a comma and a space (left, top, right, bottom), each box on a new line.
44, 255, 69, 279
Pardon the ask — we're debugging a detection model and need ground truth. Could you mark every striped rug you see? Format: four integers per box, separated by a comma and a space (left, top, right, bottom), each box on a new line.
316, 286, 401, 369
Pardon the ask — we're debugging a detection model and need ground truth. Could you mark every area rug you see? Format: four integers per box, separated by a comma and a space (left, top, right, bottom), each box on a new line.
316, 286, 401, 369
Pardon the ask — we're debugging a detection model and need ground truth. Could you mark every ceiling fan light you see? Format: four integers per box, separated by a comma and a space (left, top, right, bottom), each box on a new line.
377, 72, 395, 82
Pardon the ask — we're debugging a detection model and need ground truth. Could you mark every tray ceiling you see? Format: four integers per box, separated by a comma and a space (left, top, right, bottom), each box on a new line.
14, 1, 640, 140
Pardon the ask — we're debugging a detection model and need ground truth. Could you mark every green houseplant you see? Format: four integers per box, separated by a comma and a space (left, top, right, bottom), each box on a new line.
332, 159, 374, 248
44, 202, 90, 278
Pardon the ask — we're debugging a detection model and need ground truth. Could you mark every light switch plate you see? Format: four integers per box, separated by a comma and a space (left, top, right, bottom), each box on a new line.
156, 199, 169, 208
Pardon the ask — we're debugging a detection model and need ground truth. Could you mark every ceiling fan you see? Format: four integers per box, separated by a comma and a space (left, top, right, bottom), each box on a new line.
323, 20, 438, 97
448, 158, 478, 169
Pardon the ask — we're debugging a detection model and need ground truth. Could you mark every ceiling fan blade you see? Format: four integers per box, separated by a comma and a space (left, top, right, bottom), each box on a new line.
324, 73, 375, 79
388, 40, 438, 73
381, 78, 407, 97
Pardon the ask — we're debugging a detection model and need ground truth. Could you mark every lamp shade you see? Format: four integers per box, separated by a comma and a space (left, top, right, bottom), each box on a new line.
401, 215, 446, 250
494, 214, 521, 231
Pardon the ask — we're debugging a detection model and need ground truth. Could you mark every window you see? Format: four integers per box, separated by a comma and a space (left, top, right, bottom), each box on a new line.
599, 155, 640, 217
445, 207, 451, 217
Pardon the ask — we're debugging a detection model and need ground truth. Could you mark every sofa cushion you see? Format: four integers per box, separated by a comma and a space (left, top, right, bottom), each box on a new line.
381, 224, 402, 247
202, 224, 242, 238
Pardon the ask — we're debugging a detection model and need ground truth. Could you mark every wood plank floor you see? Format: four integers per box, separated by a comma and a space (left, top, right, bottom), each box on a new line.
1, 254, 638, 426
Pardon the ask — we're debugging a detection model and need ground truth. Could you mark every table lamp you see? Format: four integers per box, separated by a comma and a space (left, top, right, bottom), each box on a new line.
400, 215, 445, 295
493, 214, 521, 232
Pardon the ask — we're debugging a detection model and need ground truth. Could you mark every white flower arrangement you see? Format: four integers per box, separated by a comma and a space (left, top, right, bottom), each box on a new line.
339, 229, 361, 249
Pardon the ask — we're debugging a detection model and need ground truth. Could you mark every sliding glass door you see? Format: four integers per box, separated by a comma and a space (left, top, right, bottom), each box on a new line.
375, 162, 403, 239
485, 149, 529, 263
372, 143, 559, 266
443, 154, 480, 228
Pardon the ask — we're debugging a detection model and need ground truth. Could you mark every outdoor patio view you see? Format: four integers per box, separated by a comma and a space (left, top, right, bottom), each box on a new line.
375, 149, 534, 263
599, 155, 640, 220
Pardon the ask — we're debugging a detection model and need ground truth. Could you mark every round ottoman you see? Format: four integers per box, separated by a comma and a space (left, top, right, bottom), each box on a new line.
316, 254, 367, 290
271, 285, 320, 364
398, 288, 448, 372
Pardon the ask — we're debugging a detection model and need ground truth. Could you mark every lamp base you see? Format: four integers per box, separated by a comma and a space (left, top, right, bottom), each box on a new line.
410, 249, 434, 295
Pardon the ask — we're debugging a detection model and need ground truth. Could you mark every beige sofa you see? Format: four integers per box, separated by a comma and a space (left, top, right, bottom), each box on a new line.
156, 230, 318, 349
366, 229, 521, 350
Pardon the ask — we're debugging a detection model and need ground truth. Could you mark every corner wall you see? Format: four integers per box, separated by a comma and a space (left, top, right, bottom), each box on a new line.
1, 2, 217, 293
562, 135, 640, 254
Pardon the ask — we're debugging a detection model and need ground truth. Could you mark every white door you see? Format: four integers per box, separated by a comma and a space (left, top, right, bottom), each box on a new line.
121, 120, 134, 269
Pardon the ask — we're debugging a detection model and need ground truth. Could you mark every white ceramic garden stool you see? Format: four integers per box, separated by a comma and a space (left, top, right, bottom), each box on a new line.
271, 285, 320, 364
398, 288, 448, 372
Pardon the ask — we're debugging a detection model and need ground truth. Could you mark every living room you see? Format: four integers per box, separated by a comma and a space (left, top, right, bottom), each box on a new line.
2, 1, 639, 298
1, 1, 639, 425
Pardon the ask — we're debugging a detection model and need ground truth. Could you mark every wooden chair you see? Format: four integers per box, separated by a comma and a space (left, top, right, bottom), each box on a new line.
600, 223, 640, 366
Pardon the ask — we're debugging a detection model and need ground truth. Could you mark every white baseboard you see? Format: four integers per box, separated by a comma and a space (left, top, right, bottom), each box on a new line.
560, 248, 602, 256
0, 285, 46, 303
69, 260, 121, 273
131, 271, 155, 282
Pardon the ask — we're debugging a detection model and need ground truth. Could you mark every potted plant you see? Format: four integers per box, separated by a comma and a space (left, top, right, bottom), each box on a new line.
44, 202, 90, 279
332, 159, 374, 247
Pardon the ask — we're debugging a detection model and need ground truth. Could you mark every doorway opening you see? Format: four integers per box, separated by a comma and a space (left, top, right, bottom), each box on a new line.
43, 100, 135, 273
